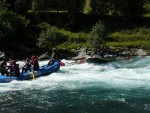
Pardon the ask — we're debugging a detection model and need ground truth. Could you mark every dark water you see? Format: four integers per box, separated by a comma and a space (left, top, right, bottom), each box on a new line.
1, 57, 150, 113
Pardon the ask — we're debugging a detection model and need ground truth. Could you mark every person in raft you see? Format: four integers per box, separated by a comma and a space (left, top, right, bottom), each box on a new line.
51, 48, 65, 66
47, 48, 57, 66
22, 58, 31, 73
31, 56, 39, 71
0, 57, 9, 76
11, 60, 20, 77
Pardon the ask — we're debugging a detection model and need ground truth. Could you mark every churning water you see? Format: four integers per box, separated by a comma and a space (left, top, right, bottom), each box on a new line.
1, 57, 150, 113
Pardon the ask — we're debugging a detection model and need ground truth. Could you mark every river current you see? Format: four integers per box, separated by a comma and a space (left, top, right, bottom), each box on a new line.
0, 57, 150, 113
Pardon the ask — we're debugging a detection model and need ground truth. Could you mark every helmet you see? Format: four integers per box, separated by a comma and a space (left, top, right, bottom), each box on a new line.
12, 60, 16, 65
31, 56, 36, 60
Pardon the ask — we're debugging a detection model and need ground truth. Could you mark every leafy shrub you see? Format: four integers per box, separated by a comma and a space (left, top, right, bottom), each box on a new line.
37, 23, 88, 49
37, 25, 67, 49
88, 20, 107, 48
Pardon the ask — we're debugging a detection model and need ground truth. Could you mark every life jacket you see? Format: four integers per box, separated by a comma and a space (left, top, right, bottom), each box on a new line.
33, 58, 39, 70
25, 61, 31, 69
9, 60, 12, 65
14, 64, 20, 75
7, 60, 13, 74
11, 64, 20, 76
8, 65, 13, 73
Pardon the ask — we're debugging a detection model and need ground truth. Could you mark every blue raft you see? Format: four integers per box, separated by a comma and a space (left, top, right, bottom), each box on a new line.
0, 61, 60, 83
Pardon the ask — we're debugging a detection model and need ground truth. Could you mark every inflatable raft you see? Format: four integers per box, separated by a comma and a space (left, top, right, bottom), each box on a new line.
0, 61, 60, 83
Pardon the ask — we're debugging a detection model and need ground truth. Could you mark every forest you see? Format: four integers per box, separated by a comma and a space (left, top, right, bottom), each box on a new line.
0, 0, 150, 57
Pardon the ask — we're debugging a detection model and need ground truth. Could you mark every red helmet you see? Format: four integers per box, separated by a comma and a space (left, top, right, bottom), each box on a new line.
31, 56, 36, 60
12, 60, 16, 65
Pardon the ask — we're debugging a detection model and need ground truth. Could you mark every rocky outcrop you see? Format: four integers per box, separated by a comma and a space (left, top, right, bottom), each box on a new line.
71, 48, 89, 60
135, 49, 147, 56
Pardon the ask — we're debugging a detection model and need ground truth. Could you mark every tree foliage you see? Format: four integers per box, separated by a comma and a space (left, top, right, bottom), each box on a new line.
31, 0, 85, 13
37, 23, 67, 49
5, 0, 32, 14
0, 0, 8, 10
90, 0, 145, 17
90, 0, 111, 15
0, 0, 149, 53
113, 0, 144, 17
0, 1, 29, 41
14, 0, 32, 15
89, 21, 107, 48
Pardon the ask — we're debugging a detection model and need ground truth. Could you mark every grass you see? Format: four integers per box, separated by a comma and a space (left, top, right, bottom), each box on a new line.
55, 28, 89, 50
56, 27, 150, 50
107, 27, 150, 49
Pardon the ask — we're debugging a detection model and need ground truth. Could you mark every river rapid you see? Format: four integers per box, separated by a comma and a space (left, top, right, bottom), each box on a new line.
0, 57, 150, 113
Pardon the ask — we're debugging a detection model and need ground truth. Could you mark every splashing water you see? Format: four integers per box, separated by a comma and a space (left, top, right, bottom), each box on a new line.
1, 57, 150, 113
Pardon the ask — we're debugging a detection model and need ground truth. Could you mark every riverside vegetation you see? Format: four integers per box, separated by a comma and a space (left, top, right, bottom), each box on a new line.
0, 0, 150, 58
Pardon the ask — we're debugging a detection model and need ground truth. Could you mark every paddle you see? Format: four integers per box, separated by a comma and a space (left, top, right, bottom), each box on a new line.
31, 71, 35, 80
30, 65, 35, 80
20, 63, 25, 70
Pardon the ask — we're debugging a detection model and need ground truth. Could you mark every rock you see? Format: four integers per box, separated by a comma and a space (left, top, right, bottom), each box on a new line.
71, 48, 87, 60
136, 49, 147, 56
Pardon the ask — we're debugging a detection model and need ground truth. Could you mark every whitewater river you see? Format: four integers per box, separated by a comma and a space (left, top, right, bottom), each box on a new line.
1, 57, 150, 113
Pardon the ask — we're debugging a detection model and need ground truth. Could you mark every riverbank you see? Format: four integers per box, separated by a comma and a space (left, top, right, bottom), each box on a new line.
70, 47, 148, 61
0, 47, 148, 62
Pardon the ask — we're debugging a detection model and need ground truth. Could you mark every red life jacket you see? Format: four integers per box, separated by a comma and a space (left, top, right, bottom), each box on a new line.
33, 58, 39, 69
25, 61, 31, 69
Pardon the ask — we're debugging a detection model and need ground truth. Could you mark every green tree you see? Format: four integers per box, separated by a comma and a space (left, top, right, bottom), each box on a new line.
0, 9, 29, 41
5, 0, 16, 11
90, 0, 111, 15
32, 0, 39, 12
14, 0, 32, 15
90, 0, 145, 17
89, 21, 107, 48
66, 0, 85, 13
0, 0, 8, 10
113, 0, 144, 17
31, 0, 85, 13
